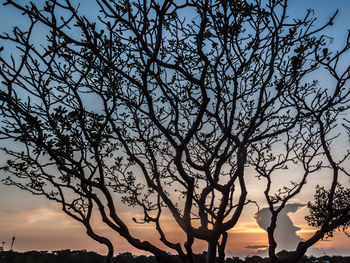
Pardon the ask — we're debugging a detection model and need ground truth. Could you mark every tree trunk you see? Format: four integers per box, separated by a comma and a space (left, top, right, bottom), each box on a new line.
207, 241, 217, 263
217, 232, 228, 263
105, 248, 114, 263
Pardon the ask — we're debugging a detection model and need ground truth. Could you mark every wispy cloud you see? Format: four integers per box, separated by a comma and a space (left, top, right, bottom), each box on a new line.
1, 205, 75, 227
245, 245, 268, 250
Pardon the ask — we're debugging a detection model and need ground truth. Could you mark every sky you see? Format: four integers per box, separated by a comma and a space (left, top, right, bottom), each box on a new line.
0, 0, 350, 259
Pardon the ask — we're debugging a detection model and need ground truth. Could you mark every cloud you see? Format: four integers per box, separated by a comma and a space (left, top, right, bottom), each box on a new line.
245, 245, 268, 250
1, 205, 75, 226
255, 204, 305, 251
0, 204, 102, 252
308, 246, 338, 257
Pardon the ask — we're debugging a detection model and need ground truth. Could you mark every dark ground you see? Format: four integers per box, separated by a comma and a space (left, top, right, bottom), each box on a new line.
0, 250, 349, 263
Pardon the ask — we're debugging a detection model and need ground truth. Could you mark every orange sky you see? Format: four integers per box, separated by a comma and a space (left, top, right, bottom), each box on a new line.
0, 150, 349, 257
0, 187, 349, 258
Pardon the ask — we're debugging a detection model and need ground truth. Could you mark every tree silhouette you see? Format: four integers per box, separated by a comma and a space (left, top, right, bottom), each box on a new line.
1, 1, 350, 263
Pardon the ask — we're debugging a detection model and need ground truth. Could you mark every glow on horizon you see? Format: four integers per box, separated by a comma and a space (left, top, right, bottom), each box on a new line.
0, 197, 347, 257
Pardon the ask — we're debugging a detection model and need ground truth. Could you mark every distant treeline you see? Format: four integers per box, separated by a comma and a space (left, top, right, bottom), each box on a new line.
0, 250, 349, 263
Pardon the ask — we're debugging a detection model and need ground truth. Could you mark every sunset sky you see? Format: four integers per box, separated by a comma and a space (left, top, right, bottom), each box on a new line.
1, 0, 350, 259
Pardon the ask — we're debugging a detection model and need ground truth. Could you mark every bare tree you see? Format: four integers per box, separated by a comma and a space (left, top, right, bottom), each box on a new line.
0, 1, 350, 263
